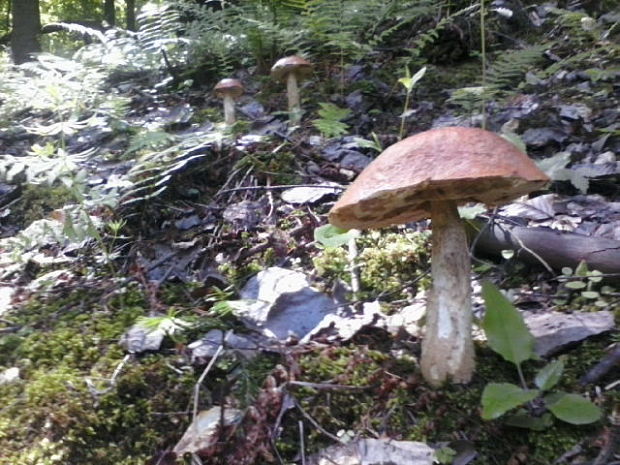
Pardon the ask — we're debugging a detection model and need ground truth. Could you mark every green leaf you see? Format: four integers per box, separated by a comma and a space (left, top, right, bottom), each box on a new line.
545, 392, 602, 425
458, 203, 486, 219
581, 291, 600, 299
398, 66, 426, 92
504, 410, 554, 430
534, 359, 564, 391
481, 383, 540, 420
565, 280, 587, 289
314, 224, 358, 248
481, 281, 536, 366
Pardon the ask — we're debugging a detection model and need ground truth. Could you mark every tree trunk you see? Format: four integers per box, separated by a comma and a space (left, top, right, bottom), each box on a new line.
126, 0, 136, 31
104, 0, 116, 27
11, 0, 41, 64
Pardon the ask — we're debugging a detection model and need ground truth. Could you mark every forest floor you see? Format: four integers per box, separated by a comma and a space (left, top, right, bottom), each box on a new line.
0, 2, 619, 465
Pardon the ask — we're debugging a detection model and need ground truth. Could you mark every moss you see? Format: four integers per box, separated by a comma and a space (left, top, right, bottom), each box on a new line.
0, 283, 196, 465
11, 184, 75, 227
312, 229, 431, 303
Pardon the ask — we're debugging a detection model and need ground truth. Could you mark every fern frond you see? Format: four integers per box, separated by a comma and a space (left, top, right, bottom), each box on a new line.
487, 45, 547, 91
41, 22, 107, 44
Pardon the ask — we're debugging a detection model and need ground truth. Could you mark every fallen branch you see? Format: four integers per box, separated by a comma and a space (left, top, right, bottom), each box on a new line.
469, 220, 620, 277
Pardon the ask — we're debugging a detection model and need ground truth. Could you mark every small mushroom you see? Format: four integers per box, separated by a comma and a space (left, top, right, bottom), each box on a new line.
328, 127, 549, 387
214, 78, 244, 125
270, 55, 313, 124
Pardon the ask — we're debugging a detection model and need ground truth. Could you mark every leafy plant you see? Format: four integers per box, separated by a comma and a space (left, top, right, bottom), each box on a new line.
312, 103, 351, 139
480, 281, 602, 429
314, 224, 358, 248
397, 66, 426, 139
555, 261, 616, 307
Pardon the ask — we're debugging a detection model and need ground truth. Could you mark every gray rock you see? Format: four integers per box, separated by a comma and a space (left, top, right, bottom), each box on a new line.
524, 311, 615, 357
307, 438, 435, 465
522, 127, 568, 147
238, 267, 338, 341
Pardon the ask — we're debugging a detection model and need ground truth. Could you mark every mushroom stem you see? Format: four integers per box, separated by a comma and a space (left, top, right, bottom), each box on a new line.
222, 94, 236, 125
420, 199, 474, 386
286, 72, 301, 123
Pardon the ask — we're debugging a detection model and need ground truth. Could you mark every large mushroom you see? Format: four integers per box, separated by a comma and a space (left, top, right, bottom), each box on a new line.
328, 127, 549, 386
270, 55, 313, 124
214, 78, 244, 125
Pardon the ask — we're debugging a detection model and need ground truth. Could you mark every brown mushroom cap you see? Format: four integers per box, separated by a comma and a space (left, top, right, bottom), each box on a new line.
270, 55, 313, 82
329, 127, 550, 229
214, 78, 244, 98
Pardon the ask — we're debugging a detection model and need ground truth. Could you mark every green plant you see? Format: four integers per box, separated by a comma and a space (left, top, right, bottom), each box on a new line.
480, 282, 602, 430
397, 66, 426, 139
312, 102, 351, 139
554, 261, 616, 307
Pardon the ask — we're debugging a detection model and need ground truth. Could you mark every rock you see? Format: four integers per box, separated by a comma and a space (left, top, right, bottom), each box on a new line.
524, 311, 615, 357
173, 407, 243, 457
307, 438, 436, 465
281, 183, 341, 204
187, 329, 264, 363
0, 367, 19, 385
339, 151, 372, 172
522, 128, 568, 148
238, 267, 338, 341
239, 100, 265, 119
559, 104, 592, 122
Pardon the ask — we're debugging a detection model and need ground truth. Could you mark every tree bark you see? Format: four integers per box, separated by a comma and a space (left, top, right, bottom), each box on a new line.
104, 0, 116, 27
126, 0, 136, 31
11, 0, 41, 64
471, 220, 620, 277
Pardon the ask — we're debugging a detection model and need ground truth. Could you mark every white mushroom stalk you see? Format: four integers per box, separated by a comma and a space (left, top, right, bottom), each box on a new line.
285, 71, 301, 121
221, 94, 236, 125
420, 200, 474, 384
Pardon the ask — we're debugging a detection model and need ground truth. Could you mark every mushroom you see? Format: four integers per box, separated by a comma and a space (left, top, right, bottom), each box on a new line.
214, 78, 244, 125
328, 127, 549, 386
270, 55, 313, 124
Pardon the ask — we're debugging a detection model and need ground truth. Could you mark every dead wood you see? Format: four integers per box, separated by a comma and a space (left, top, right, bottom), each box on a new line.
470, 220, 620, 277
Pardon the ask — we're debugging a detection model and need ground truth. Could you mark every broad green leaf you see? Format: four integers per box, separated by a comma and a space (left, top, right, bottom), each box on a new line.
545, 392, 602, 425
458, 203, 486, 219
505, 410, 554, 430
481, 383, 540, 420
410, 66, 427, 87
481, 282, 536, 366
398, 66, 426, 91
588, 270, 603, 283
565, 280, 586, 290
534, 359, 564, 391
314, 224, 358, 248
581, 291, 600, 299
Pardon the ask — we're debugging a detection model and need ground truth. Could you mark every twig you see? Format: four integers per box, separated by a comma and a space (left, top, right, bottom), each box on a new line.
192, 333, 228, 437
292, 397, 343, 444
299, 420, 306, 465
215, 183, 344, 197
287, 380, 371, 391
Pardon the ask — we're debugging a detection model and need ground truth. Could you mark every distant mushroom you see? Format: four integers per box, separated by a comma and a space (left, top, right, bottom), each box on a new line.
328, 127, 549, 386
270, 55, 313, 124
214, 78, 244, 125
